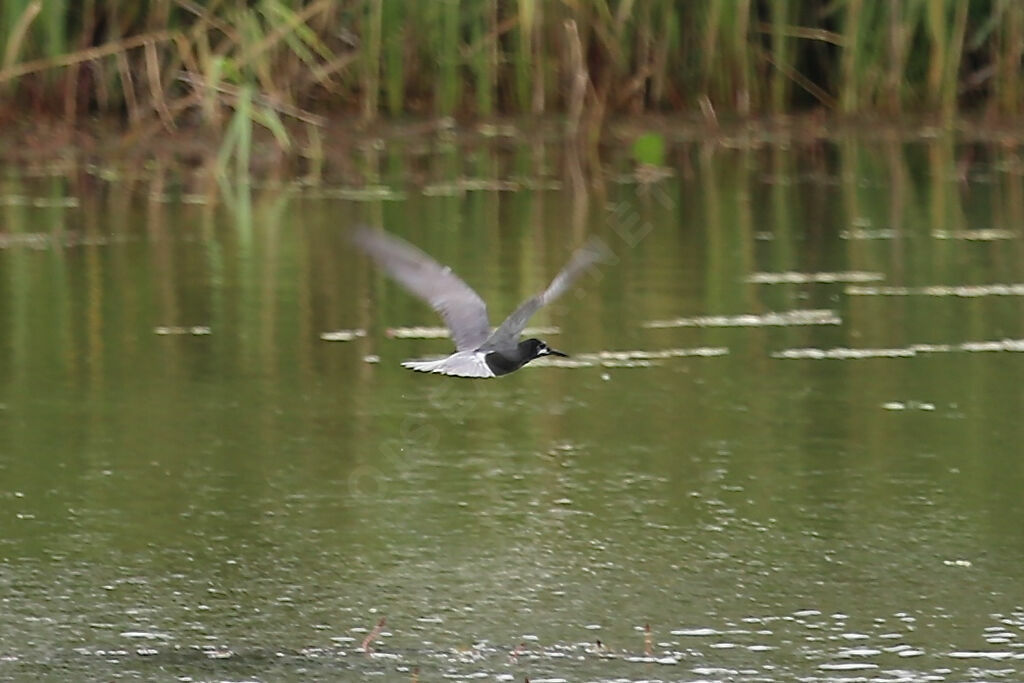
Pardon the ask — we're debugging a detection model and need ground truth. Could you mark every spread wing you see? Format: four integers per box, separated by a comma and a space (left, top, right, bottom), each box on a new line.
352, 226, 492, 352
480, 238, 609, 352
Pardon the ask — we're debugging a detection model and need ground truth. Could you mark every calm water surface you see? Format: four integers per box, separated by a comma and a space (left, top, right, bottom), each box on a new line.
1, 134, 1023, 681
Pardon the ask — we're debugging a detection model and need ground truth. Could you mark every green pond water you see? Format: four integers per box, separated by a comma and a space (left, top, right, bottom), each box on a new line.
1, 133, 1023, 681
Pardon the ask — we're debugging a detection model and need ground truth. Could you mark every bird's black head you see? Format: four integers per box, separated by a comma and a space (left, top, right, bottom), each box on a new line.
484, 338, 569, 376
520, 338, 568, 360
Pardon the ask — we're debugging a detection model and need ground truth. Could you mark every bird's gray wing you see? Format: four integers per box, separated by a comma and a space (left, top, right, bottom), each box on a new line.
352, 227, 491, 351
480, 238, 609, 352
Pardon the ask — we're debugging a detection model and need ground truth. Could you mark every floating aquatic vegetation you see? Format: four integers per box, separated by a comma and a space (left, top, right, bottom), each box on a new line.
83, 164, 122, 182
0, 195, 79, 208
385, 326, 560, 339
420, 177, 561, 196
0, 232, 137, 250
147, 193, 212, 205
882, 401, 937, 411
932, 229, 1017, 240
758, 172, 843, 187
577, 347, 728, 360
512, 178, 562, 191
386, 326, 451, 339
746, 271, 885, 284
774, 347, 913, 359
421, 182, 476, 196
644, 309, 840, 329
458, 179, 522, 192
21, 161, 76, 177
422, 178, 523, 196
612, 165, 675, 185
0, 233, 51, 249
840, 228, 901, 240
319, 329, 367, 342
312, 186, 405, 201
532, 346, 728, 369
153, 326, 212, 336
535, 357, 659, 369
476, 123, 519, 138
773, 339, 1024, 359
839, 227, 1016, 241
950, 340, 1024, 352
846, 283, 1024, 297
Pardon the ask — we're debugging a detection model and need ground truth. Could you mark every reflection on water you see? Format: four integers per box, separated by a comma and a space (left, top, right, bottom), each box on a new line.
1, 132, 1023, 681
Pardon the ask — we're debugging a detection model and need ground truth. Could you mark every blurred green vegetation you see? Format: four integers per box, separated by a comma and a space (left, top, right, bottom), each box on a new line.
0, 0, 1021, 133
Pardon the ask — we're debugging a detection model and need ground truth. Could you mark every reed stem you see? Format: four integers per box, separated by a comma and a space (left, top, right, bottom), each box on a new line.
0, 0, 1018, 133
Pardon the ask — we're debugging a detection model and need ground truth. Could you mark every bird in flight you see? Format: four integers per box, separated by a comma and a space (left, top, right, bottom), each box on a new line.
352, 227, 607, 378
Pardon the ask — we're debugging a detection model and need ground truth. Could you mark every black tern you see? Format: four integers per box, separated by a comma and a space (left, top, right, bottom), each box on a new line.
352, 227, 606, 378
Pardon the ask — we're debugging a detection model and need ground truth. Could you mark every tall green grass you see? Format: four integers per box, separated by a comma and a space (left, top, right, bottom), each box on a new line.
0, 0, 1021, 155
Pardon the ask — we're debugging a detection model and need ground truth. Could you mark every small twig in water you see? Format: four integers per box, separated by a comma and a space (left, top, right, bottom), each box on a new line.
361, 616, 386, 653
644, 623, 653, 656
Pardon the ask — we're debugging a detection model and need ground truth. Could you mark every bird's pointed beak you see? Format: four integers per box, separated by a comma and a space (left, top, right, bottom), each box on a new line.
546, 347, 568, 357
